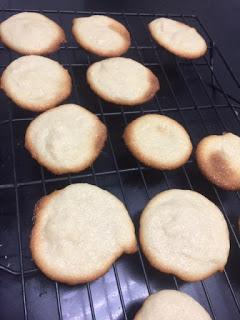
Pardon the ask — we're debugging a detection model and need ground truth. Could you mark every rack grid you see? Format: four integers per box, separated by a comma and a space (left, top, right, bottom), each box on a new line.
0, 9, 240, 320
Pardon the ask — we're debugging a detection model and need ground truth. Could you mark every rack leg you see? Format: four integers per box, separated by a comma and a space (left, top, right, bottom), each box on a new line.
210, 40, 215, 90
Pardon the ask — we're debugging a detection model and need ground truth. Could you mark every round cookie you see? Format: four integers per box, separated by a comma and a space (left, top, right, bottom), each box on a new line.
196, 133, 240, 190
87, 57, 160, 106
134, 290, 211, 320
30, 183, 137, 285
123, 114, 192, 170
0, 12, 66, 55
25, 104, 107, 174
149, 17, 207, 59
140, 189, 230, 282
1, 55, 72, 111
72, 15, 131, 57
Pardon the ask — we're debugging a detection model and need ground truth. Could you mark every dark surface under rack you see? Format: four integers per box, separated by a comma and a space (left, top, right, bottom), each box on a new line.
0, 8, 240, 320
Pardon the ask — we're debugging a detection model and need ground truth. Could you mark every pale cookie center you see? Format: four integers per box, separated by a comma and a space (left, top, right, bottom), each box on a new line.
4, 18, 59, 49
39, 117, 95, 165
155, 19, 204, 53
79, 22, 125, 49
96, 61, 149, 100
39, 187, 134, 274
147, 198, 226, 267
134, 122, 188, 161
45, 126, 82, 163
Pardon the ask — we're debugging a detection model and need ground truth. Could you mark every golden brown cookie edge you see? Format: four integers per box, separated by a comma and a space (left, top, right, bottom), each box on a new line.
196, 134, 240, 190
148, 18, 207, 59
139, 189, 229, 282
72, 16, 131, 57
86, 59, 160, 106
1, 58, 72, 112
30, 186, 137, 285
123, 114, 192, 169
25, 105, 108, 174
0, 14, 66, 55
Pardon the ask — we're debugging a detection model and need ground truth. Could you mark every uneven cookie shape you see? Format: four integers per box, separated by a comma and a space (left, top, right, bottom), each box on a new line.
87, 57, 160, 106
31, 183, 137, 285
25, 104, 107, 174
134, 290, 211, 320
123, 114, 192, 169
72, 15, 130, 57
149, 17, 207, 59
140, 189, 230, 281
0, 12, 66, 55
1, 55, 71, 111
196, 133, 240, 190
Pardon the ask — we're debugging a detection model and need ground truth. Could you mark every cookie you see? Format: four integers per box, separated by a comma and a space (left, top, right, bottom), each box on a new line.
72, 15, 130, 57
30, 183, 137, 285
0, 12, 66, 55
1, 55, 71, 111
140, 189, 230, 282
134, 290, 211, 320
87, 57, 160, 106
149, 17, 207, 59
25, 104, 107, 174
196, 133, 240, 190
123, 114, 192, 170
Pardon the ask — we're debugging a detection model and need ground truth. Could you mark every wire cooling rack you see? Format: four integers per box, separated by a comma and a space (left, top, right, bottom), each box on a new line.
0, 8, 240, 320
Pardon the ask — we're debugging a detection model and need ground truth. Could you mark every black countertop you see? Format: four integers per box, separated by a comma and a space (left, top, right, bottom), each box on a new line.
1, 0, 240, 81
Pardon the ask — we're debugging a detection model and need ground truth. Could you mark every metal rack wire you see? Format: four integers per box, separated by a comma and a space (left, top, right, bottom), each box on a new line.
0, 9, 240, 320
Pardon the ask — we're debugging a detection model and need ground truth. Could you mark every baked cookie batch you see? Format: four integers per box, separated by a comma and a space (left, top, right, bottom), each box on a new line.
0, 12, 236, 319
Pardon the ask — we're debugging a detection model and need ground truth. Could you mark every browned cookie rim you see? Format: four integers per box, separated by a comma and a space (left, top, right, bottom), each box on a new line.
196, 133, 240, 190
86, 58, 160, 106
148, 18, 207, 59
0, 56, 72, 112
123, 114, 192, 169
0, 12, 66, 55
25, 104, 108, 175
139, 189, 230, 282
30, 186, 137, 285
